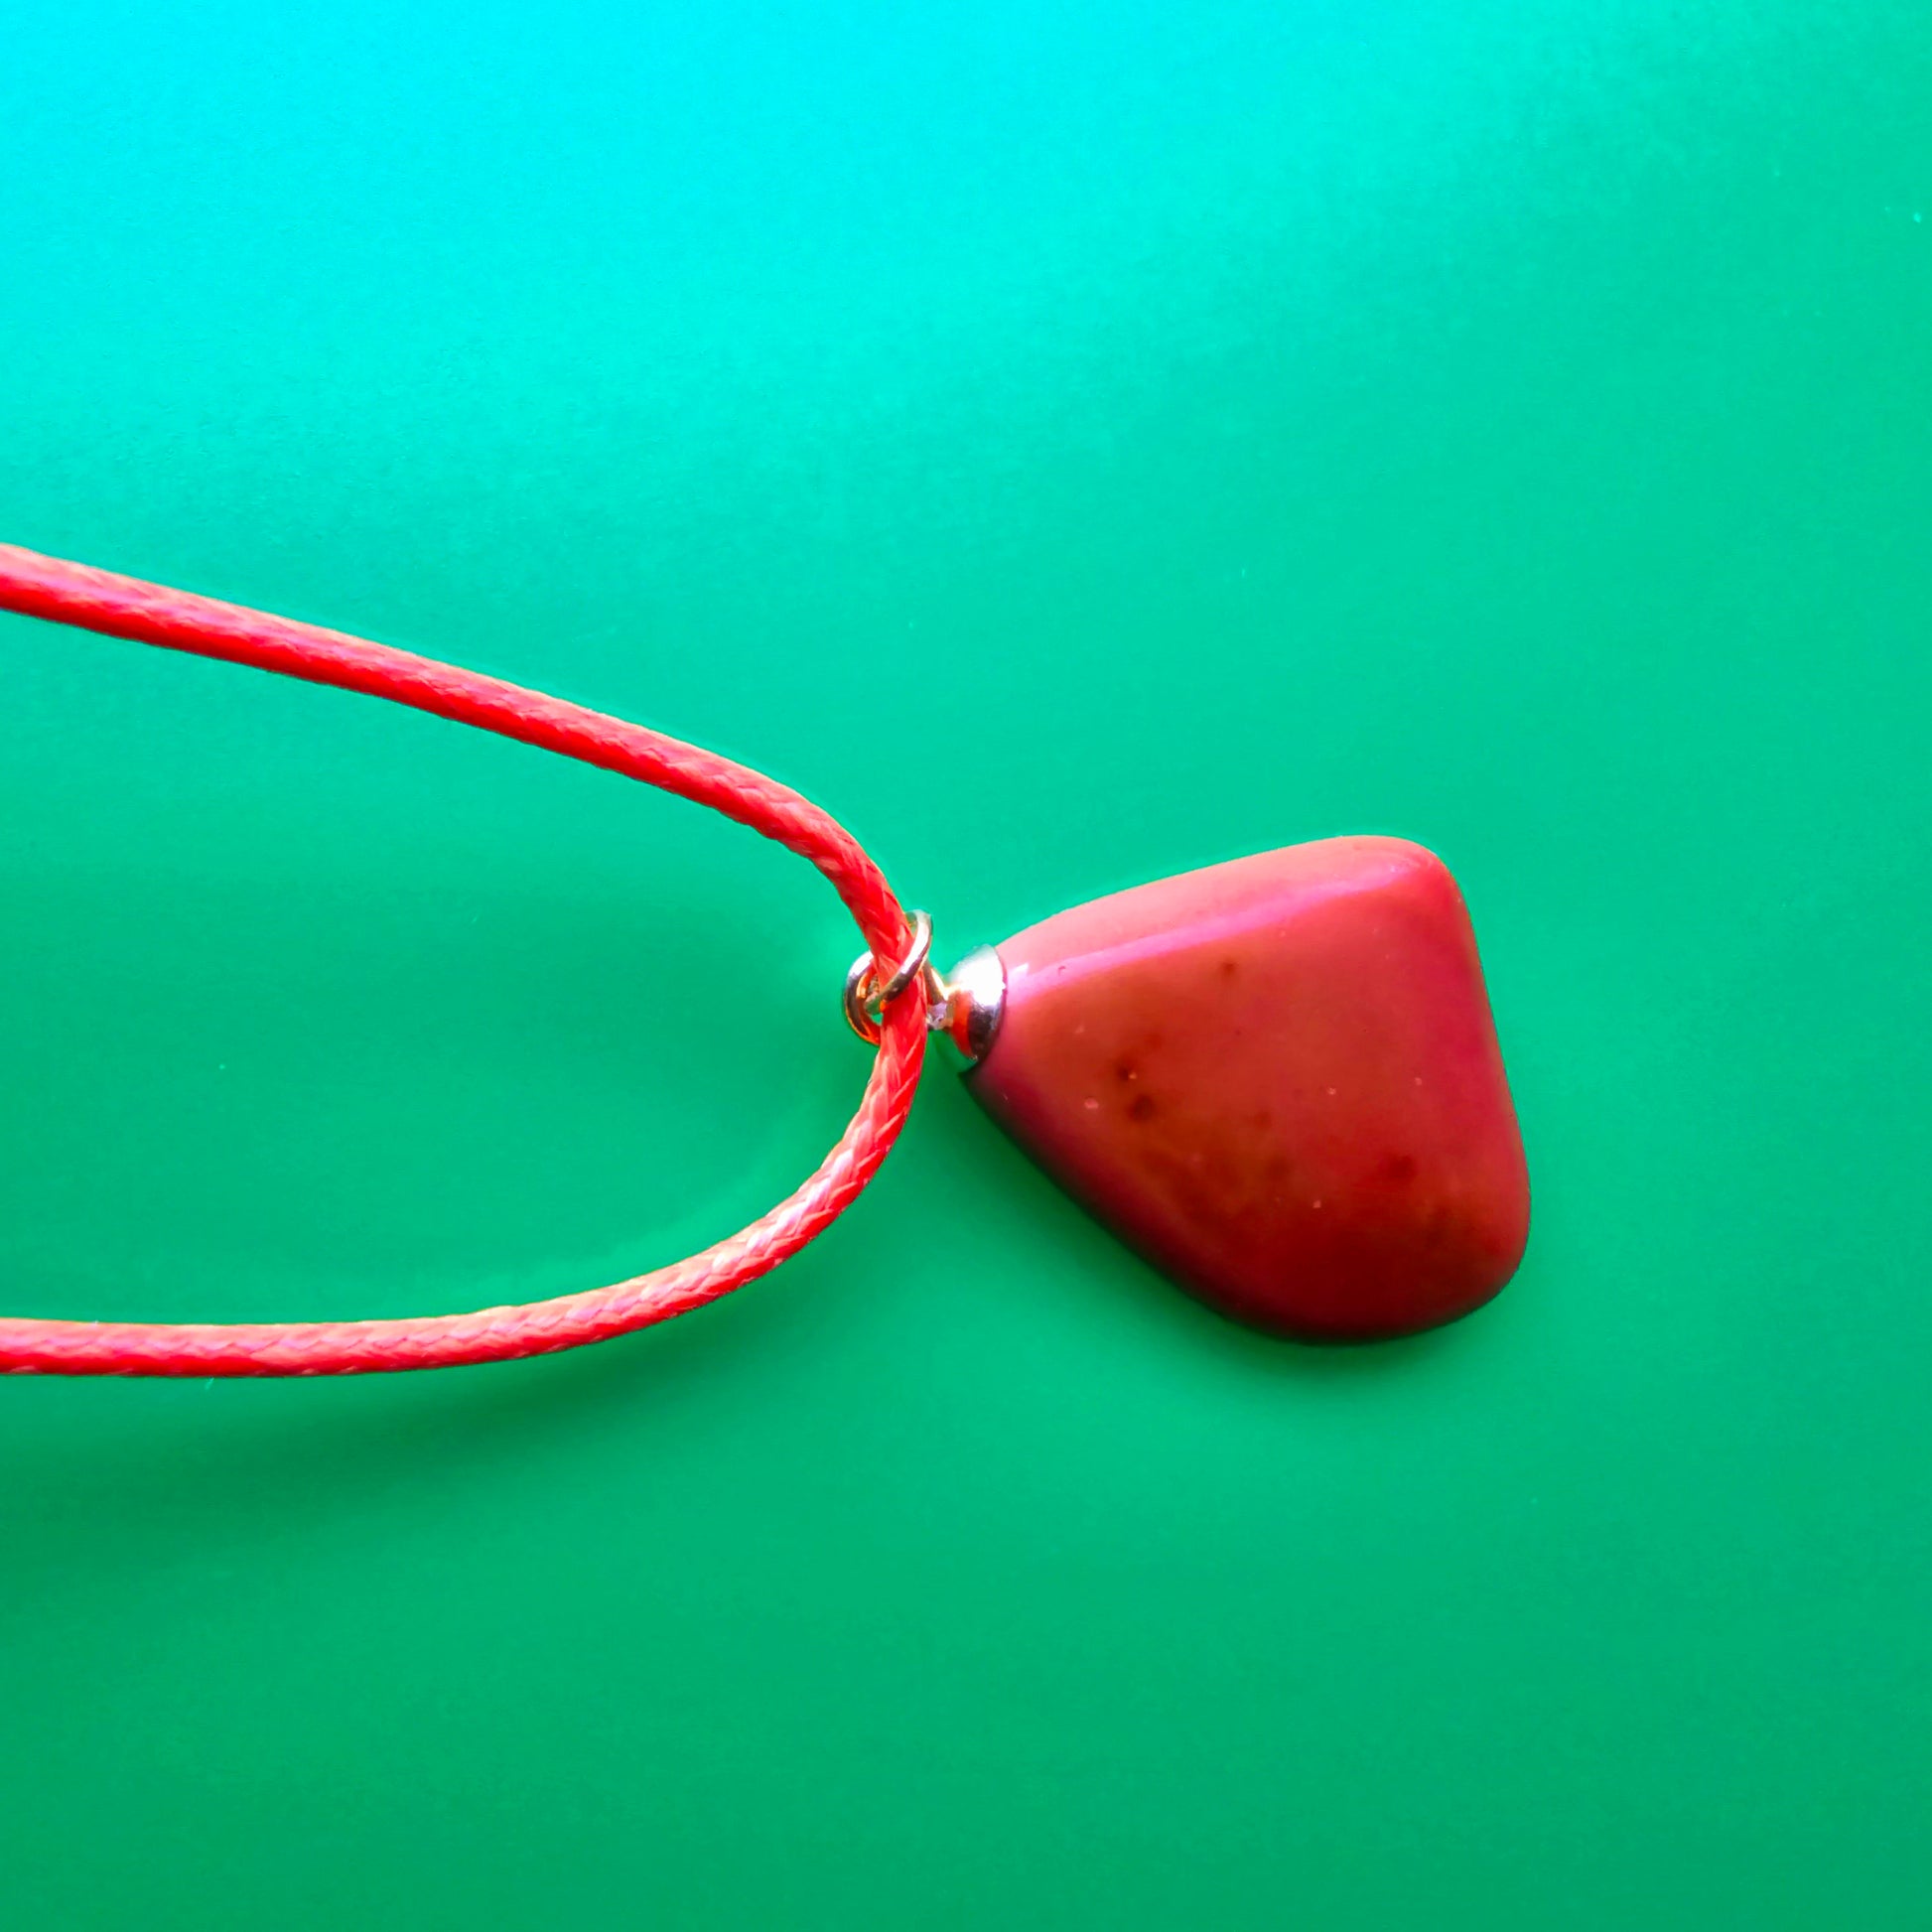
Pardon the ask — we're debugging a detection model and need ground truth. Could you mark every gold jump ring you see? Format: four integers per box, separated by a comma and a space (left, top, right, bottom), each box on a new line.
843, 910, 934, 1044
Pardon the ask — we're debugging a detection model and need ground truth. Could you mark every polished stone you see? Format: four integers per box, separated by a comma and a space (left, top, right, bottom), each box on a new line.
968, 838, 1530, 1339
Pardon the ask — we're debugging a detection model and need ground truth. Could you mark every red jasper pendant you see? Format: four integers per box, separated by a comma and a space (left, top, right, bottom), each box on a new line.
0, 540, 1534, 1377
948, 839, 1529, 1340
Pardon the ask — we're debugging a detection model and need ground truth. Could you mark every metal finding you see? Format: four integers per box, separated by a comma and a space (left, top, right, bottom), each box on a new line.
843, 910, 935, 1044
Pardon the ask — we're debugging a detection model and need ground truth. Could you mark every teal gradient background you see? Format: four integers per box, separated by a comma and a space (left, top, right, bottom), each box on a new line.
2, 4, 1929, 1926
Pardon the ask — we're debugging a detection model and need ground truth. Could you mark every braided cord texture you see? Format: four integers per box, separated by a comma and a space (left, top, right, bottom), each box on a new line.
0, 541, 926, 1374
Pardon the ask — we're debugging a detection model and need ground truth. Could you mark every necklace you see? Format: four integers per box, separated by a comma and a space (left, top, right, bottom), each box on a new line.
0, 542, 1529, 1375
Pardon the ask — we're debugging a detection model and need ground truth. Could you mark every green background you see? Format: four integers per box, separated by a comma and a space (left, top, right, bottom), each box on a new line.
2, 4, 1928, 1926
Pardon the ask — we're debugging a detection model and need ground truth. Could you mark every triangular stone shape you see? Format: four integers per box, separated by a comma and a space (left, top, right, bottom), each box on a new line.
967, 838, 1530, 1339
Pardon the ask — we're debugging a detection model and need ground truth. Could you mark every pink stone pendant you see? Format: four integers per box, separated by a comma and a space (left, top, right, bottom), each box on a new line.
945, 839, 1530, 1340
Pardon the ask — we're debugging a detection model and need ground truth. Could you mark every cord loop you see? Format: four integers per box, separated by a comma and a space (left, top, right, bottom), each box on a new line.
0, 539, 925, 1376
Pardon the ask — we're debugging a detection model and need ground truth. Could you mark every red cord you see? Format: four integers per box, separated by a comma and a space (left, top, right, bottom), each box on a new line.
0, 541, 928, 1375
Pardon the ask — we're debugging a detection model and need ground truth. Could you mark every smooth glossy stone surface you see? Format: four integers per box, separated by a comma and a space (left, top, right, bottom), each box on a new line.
968, 838, 1530, 1340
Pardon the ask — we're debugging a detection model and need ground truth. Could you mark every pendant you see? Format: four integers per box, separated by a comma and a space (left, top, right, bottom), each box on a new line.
2, 537, 1529, 1373
921, 838, 1529, 1340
